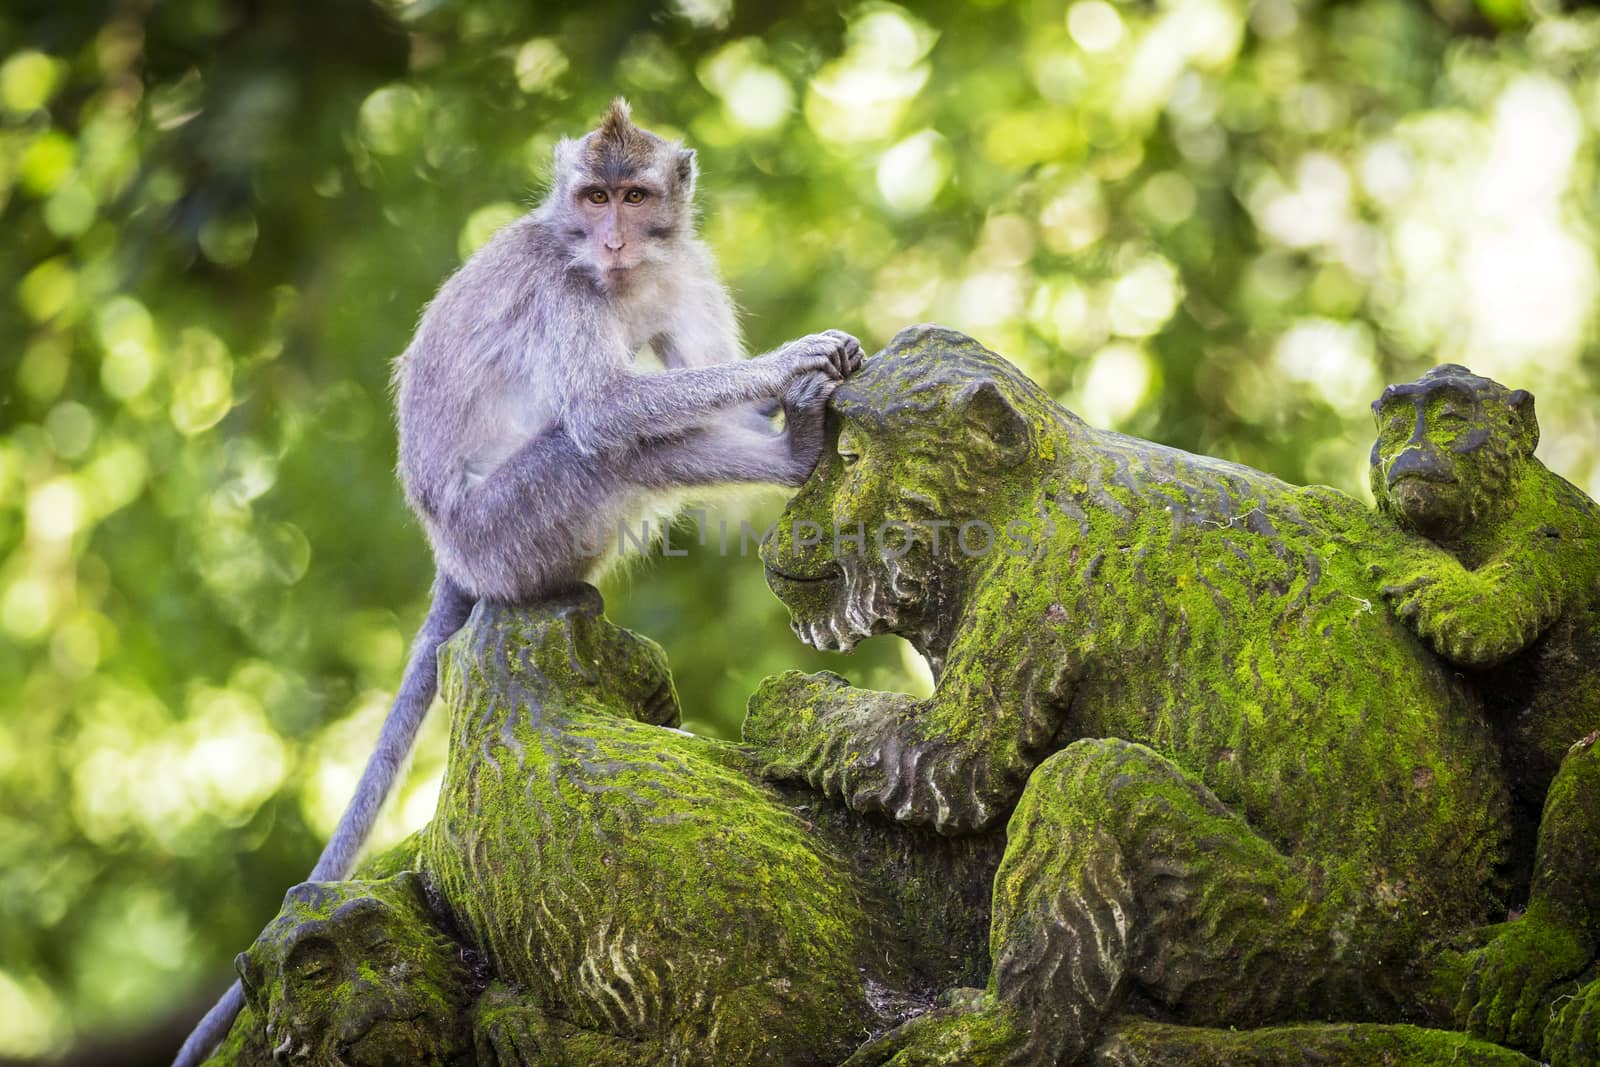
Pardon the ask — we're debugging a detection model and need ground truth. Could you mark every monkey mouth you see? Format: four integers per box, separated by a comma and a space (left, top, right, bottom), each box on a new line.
1388, 471, 1456, 487
764, 562, 839, 584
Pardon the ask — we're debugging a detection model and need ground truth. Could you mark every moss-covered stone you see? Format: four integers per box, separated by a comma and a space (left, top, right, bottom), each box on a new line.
231, 872, 478, 1066
747, 325, 1520, 1061
1087, 1016, 1536, 1066
422, 586, 950, 1065
211, 328, 1588, 1067
1368, 365, 1600, 1056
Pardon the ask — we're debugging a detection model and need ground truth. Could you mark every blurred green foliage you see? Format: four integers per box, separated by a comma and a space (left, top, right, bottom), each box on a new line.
3, 0, 1599, 1056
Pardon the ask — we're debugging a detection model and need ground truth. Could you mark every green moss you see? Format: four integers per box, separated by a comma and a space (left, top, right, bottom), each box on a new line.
1095, 1017, 1538, 1066
232, 873, 476, 1066
422, 590, 893, 1065
748, 326, 1519, 1059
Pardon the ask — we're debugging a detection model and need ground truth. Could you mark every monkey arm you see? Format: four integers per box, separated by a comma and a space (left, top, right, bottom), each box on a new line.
562, 332, 854, 455
1527, 735, 1600, 948
1380, 532, 1570, 669
473, 982, 668, 1066
742, 637, 1070, 835
563, 361, 784, 454
631, 419, 818, 490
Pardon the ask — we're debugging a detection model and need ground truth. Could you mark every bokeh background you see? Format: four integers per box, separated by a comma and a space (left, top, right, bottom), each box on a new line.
3, 0, 1599, 1060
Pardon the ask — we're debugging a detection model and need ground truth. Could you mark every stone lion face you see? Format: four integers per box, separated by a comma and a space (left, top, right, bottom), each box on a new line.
236, 874, 474, 1067
762, 328, 1046, 670
1369, 365, 1537, 542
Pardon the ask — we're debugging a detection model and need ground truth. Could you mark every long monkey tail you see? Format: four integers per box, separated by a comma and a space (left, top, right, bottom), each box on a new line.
170, 575, 475, 1067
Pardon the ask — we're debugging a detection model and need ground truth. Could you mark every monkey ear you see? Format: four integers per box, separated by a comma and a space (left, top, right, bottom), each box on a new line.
391, 869, 429, 909
959, 381, 1029, 455
235, 949, 264, 1004
676, 148, 698, 195
1509, 389, 1539, 451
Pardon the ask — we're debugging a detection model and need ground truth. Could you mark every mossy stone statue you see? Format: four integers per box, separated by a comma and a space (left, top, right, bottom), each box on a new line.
205, 327, 1600, 1066
1369, 364, 1600, 1057
743, 325, 1559, 1062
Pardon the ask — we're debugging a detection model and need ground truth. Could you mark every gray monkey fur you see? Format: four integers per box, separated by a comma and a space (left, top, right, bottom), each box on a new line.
170, 98, 860, 1067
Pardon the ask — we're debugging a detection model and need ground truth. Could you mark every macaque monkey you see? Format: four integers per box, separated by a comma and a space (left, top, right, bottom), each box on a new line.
172, 98, 861, 1066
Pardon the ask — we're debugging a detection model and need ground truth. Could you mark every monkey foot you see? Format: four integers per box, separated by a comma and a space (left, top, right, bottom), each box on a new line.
843, 995, 1031, 1067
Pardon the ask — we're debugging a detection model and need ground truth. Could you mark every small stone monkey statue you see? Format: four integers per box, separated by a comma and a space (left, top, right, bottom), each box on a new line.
1371, 364, 1600, 1059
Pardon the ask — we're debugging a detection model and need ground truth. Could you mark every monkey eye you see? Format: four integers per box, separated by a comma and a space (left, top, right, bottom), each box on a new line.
623, 188, 646, 204
837, 435, 861, 467
292, 955, 334, 982
587, 190, 609, 205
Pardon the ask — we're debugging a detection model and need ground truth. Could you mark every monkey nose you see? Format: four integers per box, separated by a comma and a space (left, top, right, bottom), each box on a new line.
1387, 449, 1449, 486
605, 237, 626, 251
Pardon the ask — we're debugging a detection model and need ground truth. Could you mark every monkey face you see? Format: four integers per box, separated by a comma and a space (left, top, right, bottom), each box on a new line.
551, 100, 698, 281
237, 875, 474, 1067
552, 589, 681, 726
571, 180, 677, 274
762, 413, 927, 654
764, 341, 1038, 661
1369, 366, 1537, 542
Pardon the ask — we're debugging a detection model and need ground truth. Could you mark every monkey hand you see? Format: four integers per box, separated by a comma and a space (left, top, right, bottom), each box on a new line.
816, 328, 864, 378
1546, 972, 1600, 1067
743, 670, 853, 771
1456, 909, 1592, 1052
770, 331, 861, 388
1380, 568, 1537, 668
780, 370, 841, 485
473, 983, 563, 1066
783, 368, 838, 413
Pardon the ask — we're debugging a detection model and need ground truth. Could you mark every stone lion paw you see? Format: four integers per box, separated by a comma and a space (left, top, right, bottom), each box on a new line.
841, 997, 1027, 1067
1457, 914, 1591, 1052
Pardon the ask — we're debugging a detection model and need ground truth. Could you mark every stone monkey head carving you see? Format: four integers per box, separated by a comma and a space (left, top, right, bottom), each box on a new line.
761, 326, 1055, 667
445, 585, 681, 727
1369, 364, 1539, 543
547, 98, 699, 280
235, 873, 477, 1067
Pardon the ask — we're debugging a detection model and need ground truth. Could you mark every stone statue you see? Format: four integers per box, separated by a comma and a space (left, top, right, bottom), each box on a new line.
745, 325, 1532, 1061
1369, 364, 1600, 1059
204, 327, 1600, 1066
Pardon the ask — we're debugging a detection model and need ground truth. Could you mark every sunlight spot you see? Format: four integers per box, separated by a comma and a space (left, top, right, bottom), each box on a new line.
513, 38, 568, 94
1079, 343, 1154, 427
358, 85, 426, 155
0, 969, 66, 1057
1108, 256, 1181, 337
805, 6, 934, 144
1274, 319, 1378, 409
1, 577, 55, 642
169, 328, 233, 435
18, 256, 75, 322
876, 130, 951, 213
672, 0, 733, 30
1068, 1, 1125, 54
27, 478, 86, 544
0, 50, 64, 113
1039, 179, 1106, 254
